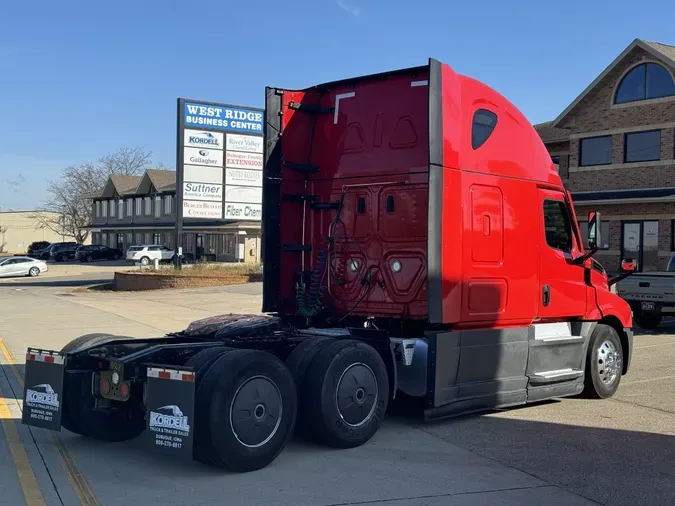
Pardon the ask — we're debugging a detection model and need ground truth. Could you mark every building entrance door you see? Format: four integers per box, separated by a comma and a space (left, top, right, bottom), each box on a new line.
622, 221, 659, 272
196, 234, 204, 261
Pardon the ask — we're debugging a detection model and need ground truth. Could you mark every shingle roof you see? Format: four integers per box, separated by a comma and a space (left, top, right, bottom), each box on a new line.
145, 169, 176, 191
110, 175, 143, 195
551, 38, 675, 128
533, 121, 570, 144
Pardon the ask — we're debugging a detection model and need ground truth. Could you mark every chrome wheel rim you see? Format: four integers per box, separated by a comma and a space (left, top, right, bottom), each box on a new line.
597, 339, 621, 385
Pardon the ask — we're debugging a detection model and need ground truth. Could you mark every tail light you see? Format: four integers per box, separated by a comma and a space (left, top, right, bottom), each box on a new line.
119, 382, 130, 399
100, 378, 111, 396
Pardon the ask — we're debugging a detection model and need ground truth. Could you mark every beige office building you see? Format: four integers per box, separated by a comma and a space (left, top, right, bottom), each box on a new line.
0, 211, 78, 254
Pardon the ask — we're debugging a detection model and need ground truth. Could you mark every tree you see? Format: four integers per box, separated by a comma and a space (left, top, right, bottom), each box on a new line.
31, 147, 153, 244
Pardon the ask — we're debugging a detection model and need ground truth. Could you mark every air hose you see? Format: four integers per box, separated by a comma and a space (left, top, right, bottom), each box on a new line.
296, 247, 328, 317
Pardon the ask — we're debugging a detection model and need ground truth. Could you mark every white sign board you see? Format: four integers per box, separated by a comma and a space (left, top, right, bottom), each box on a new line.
184, 165, 223, 184
226, 134, 263, 153
225, 185, 262, 204
184, 129, 224, 150
225, 151, 263, 170
224, 203, 262, 221
183, 182, 223, 201
226, 168, 262, 187
183, 200, 223, 219
183, 147, 223, 167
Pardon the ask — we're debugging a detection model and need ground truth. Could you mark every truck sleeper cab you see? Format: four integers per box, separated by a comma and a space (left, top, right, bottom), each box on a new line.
20, 58, 633, 473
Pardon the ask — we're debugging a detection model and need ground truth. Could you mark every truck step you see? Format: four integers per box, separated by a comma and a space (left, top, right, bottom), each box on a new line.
283, 161, 320, 174
288, 101, 335, 115
528, 368, 584, 385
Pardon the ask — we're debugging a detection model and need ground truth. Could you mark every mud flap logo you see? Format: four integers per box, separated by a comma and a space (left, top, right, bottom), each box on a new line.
25, 384, 60, 409
149, 405, 190, 436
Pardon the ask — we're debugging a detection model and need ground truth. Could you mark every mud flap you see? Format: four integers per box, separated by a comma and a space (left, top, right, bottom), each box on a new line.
21, 348, 65, 431
144, 367, 195, 459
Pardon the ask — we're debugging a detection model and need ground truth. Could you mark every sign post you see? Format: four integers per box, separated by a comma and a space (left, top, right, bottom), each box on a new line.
174, 99, 264, 268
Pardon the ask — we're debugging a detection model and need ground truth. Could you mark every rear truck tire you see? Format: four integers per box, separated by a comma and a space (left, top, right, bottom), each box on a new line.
304, 339, 389, 449
285, 337, 335, 439
582, 324, 624, 399
184, 346, 234, 465
59, 334, 144, 441
140, 256, 150, 266
194, 349, 297, 472
634, 312, 662, 330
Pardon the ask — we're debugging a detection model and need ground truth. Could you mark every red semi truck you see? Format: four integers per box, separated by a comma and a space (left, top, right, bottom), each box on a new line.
21, 58, 635, 473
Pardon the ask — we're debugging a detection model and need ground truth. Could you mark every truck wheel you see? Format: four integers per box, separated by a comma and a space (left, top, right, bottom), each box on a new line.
305, 339, 389, 449
634, 313, 662, 330
195, 349, 297, 472
60, 334, 142, 440
582, 324, 624, 399
285, 337, 335, 439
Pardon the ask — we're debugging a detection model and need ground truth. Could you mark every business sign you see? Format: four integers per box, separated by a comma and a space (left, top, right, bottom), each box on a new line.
183, 147, 223, 167
224, 203, 262, 220
183, 200, 223, 219
226, 134, 264, 154
183, 182, 223, 201
184, 129, 224, 149
225, 151, 263, 170
177, 98, 264, 230
226, 168, 262, 187
183, 103, 263, 133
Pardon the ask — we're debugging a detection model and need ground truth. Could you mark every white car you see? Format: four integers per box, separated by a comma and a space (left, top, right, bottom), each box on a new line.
126, 245, 175, 266
0, 256, 49, 278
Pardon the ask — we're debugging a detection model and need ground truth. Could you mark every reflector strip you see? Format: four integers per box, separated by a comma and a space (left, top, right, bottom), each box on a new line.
147, 367, 195, 382
25, 349, 63, 364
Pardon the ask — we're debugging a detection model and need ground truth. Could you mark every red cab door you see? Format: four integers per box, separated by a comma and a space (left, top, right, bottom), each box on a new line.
537, 189, 587, 319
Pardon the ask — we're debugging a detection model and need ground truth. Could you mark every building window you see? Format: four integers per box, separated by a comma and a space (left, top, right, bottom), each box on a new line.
109, 200, 116, 217
579, 135, 612, 166
101, 200, 108, 218
543, 200, 572, 252
135, 198, 142, 216
118, 199, 124, 219
126, 199, 133, 217
164, 195, 173, 215
615, 63, 675, 104
144, 197, 152, 215
471, 109, 498, 149
153, 233, 162, 244
578, 220, 610, 249
95, 201, 101, 217
154, 196, 162, 218
624, 130, 661, 163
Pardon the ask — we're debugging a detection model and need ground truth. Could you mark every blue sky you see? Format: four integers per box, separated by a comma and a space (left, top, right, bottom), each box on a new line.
1, 0, 674, 210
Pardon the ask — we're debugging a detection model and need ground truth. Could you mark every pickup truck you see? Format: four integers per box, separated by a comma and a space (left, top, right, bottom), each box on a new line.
616, 255, 675, 329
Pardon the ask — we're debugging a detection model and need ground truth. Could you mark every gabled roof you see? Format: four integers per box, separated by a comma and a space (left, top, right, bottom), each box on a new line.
551, 38, 675, 128
533, 121, 570, 144
98, 175, 142, 198
134, 169, 176, 194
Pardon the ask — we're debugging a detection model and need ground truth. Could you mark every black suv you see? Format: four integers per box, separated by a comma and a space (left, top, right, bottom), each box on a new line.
47, 242, 79, 262
75, 245, 123, 262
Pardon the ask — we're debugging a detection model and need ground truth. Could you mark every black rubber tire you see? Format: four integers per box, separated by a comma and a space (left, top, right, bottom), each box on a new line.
285, 337, 335, 438
582, 324, 624, 399
634, 312, 662, 330
59, 334, 143, 440
195, 349, 297, 472
140, 256, 150, 266
185, 346, 234, 464
304, 339, 389, 449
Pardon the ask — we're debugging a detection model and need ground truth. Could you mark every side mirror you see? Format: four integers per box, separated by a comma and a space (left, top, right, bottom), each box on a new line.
587, 211, 601, 249
621, 258, 636, 272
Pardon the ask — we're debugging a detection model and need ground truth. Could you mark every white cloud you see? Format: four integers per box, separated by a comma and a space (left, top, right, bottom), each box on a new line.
337, 0, 361, 16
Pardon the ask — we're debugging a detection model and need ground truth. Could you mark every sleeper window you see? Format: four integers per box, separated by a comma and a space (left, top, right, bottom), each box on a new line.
471, 109, 498, 149
543, 200, 572, 252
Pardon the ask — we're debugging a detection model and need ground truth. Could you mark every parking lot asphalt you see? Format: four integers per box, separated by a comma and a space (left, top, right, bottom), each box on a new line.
0, 278, 673, 505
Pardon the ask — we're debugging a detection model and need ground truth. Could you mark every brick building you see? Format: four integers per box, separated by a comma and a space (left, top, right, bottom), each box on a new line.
535, 38, 675, 272
86, 169, 261, 263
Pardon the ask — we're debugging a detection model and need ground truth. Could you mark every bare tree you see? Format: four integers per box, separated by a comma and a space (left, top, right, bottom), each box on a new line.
31, 147, 154, 244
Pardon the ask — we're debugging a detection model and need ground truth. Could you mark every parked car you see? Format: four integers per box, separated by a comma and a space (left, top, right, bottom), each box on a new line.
27, 241, 51, 257
48, 242, 79, 262
126, 244, 175, 266
0, 256, 48, 278
616, 254, 675, 330
75, 245, 123, 262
